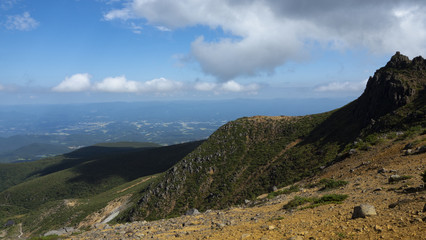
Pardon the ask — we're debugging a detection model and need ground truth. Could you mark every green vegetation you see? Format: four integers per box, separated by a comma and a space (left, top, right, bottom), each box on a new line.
267, 185, 300, 199
336, 232, 347, 239
28, 235, 61, 240
318, 178, 348, 191
0, 141, 202, 236
305, 178, 348, 191
283, 194, 348, 210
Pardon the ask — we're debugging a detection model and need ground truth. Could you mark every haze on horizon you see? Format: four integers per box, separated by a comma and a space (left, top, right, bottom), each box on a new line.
1, 0, 426, 105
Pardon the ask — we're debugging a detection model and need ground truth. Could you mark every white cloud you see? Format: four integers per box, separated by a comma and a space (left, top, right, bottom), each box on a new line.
52, 73, 92, 92
104, 8, 133, 21
1, 0, 17, 10
315, 80, 367, 92
156, 26, 171, 32
140, 77, 183, 92
220, 81, 260, 93
104, 0, 426, 80
93, 75, 139, 92
194, 82, 217, 91
5, 12, 39, 31
93, 76, 183, 93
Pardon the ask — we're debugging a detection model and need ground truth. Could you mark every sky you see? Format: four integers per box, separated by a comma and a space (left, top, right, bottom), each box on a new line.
0, 0, 426, 104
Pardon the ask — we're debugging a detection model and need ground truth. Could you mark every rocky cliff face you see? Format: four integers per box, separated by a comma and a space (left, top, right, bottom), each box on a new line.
121, 52, 426, 221
354, 52, 425, 126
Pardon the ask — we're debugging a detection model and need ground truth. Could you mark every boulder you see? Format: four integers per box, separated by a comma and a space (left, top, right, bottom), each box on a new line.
352, 204, 377, 219
185, 208, 200, 216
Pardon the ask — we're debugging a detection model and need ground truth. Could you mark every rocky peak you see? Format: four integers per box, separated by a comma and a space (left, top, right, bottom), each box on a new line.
354, 52, 425, 125
385, 51, 411, 69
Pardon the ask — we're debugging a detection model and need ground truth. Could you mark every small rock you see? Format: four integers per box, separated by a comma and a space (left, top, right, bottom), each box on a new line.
272, 186, 278, 192
349, 149, 357, 155
352, 204, 377, 219
373, 187, 382, 192
388, 174, 401, 183
374, 225, 383, 232
423, 203, 426, 212
241, 233, 251, 239
185, 208, 200, 216
377, 168, 387, 173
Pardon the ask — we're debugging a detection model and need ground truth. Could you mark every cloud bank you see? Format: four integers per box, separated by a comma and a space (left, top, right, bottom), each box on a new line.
53, 74, 259, 94
104, 0, 426, 80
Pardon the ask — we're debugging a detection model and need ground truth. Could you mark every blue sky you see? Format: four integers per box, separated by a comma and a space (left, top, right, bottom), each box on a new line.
0, 0, 425, 104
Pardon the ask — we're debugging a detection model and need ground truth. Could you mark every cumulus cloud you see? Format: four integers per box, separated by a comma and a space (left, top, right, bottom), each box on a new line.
220, 81, 260, 93
104, 0, 426, 80
315, 80, 367, 92
93, 76, 183, 93
5, 12, 39, 31
93, 75, 139, 92
52, 73, 92, 92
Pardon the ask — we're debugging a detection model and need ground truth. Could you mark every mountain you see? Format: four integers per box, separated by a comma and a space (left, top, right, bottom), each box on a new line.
0, 141, 202, 235
120, 52, 425, 221
0, 52, 424, 239
0, 143, 71, 163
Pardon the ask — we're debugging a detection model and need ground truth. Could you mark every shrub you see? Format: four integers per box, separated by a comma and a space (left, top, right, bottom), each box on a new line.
318, 178, 348, 190
267, 185, 299, 199
282, 194, 348, 210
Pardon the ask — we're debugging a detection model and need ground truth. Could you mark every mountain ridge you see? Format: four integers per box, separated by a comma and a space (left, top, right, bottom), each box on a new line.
121, 52, 426, 221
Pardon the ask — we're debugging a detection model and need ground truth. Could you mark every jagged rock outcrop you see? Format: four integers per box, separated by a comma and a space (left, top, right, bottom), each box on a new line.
354, 52, 425, 126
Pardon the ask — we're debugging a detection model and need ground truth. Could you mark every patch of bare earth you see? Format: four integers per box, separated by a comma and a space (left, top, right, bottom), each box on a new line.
67, 137, 425, 240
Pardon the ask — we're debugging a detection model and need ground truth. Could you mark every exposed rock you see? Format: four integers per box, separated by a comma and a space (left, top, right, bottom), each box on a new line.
185, 208, 200, 216
352, 204, 377, 219
388, 175, 401, 183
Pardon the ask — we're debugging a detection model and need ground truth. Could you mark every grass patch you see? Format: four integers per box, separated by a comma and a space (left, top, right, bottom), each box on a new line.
283, 194, 348, 210
336, 232, 347, 239
267, 185, 299, 199
305, 178, 348, 191
319, 179, 348, 190
28, 236, 61, 240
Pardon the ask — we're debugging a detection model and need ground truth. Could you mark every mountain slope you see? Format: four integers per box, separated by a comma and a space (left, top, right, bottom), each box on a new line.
122, 52, 426, 221
0, 141, 202, 235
